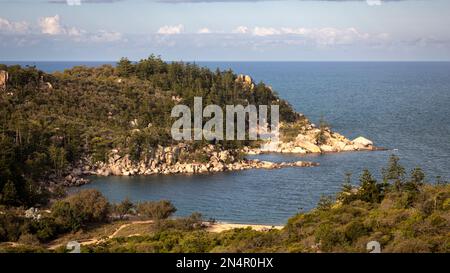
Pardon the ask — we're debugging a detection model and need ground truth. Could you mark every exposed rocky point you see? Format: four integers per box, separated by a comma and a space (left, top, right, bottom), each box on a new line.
245, 122, 376, 154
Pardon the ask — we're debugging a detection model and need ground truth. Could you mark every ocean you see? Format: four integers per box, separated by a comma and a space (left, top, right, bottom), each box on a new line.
4, 61, 450, 224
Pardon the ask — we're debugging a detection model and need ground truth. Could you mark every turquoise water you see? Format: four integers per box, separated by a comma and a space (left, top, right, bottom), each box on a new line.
6, 61, 450, 224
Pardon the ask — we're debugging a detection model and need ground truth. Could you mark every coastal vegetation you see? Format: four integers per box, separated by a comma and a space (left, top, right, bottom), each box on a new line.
0, 58, 446, 253
0, 56, 375, 192
0, 56, 299, 207
0, 156, 448, 253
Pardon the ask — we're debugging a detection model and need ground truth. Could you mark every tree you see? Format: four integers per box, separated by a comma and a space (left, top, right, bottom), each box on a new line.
135, 55, 167, 80
48, 145, 67, 177
382, 154, 405, 191
404, 167, 425, 193
51, 189, 110, 231
342, 172, 353, 192
67, 189, 110, 223
116, 57, 134, 77
114, 198, 135, 219
137, 200, 177, 220
1, 180, 18, 206
358, 169, 382, 203
51, 201, 83, 232
337, 172, 356, 204
317, 195, 333, 211
410, 167, 425, 186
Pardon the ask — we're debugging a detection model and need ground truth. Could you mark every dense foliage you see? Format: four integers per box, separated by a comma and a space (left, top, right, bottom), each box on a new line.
85, 156, 448, 253
0, 189, 110, 244
1, 156, 447, 253
0, 57, 299, 207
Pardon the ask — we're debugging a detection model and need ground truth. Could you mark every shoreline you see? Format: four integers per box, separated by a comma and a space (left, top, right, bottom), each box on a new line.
60, 140, 380, 188
206, 222, 284, 233
62, 148, 385, 188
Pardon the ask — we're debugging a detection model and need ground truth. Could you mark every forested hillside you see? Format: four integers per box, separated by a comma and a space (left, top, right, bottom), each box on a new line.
0, 56, 299, 207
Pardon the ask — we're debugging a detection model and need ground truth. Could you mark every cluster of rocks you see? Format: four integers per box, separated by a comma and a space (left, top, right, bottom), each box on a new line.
43, 166, 91, 187
24, 207, 42, 220
235, 74, 255, 90
91, 144, 318, 177
63, 172, 90, 186
244, 124, 375, 155
57, 122, 375, 186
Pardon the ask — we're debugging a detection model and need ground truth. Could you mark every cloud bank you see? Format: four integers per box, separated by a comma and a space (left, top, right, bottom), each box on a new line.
1, 15, 123, 44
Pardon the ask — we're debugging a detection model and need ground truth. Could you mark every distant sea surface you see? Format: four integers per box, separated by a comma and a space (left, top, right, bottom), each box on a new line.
4, 61, 450, 224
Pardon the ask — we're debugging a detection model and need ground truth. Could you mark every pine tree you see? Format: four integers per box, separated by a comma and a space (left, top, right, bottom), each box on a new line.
342, 172, 353, 191
382, 154, 405, 191
358, 169, 381, 203
317, 195, 333, 211
404, 167, 425, 193
410, 167, 425, 185
1, 180, 18, 206
116, 57, 134, 77
338, 172, 355, 204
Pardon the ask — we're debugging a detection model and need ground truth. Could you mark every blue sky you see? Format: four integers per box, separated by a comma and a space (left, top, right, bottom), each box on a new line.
0, 0, 449, 61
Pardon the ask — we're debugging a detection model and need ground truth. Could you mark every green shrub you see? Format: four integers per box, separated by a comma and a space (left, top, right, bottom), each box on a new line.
51, 189, 110, 232
18, 233, 40, 246
344, 221, 369, 243
30, 217, 57, 242
314, 224, 345, 251
137, 200, 177, 220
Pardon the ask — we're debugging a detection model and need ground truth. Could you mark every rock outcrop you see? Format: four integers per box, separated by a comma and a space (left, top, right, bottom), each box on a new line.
58, 118, 375, 186
352, 136, 373, 147
245, 122, 376, 154
59, 144, 319, 186
235, 74, 255, 90
56, 116, 377, 187
89, 145, 318, 178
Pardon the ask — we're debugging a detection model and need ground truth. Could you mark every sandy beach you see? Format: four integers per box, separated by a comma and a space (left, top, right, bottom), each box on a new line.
206, 222, 283, 233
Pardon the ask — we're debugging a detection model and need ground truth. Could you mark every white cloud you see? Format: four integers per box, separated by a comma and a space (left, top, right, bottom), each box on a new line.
280, 27, 309, 35
366, 0, 383, 6
66, 27, 84, 37
0, 17, 29, 34
197, 27, 211, 34
252, 27, 281, 37
305, 27, 370, 46
232, 25, 376, 46
35, 14, 123, 43
233, 26, 249, 34
157, 24, 184, 35
39, 15, 65, 35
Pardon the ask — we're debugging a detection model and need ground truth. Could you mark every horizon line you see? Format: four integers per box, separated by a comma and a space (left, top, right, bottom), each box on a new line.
2, 60, 450, 63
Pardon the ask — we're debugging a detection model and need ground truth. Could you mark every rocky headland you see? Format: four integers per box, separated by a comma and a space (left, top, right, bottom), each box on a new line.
59, 122, 376, 187
60, 144, 319, 187
46, 72, 376, 187
245, 123, 375, 155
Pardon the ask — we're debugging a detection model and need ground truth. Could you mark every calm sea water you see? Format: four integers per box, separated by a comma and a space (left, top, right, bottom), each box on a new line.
5, 61, 450, 224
